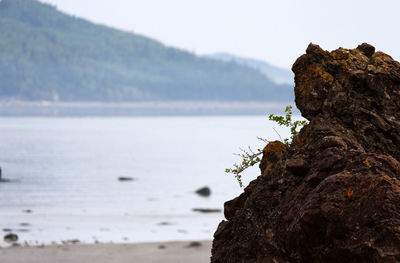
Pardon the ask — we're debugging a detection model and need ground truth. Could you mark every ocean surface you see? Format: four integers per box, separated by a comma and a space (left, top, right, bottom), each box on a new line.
0, 116, 292, 246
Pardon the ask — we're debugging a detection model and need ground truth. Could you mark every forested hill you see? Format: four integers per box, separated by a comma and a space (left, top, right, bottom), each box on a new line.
207, 53, 294, 85
0, 0, 293, 102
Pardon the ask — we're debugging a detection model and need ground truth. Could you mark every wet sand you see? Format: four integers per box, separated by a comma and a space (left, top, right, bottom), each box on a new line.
0, 240, 212, 263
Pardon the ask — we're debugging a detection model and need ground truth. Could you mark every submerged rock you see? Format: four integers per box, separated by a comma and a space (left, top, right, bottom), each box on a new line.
211, 43, 400, 263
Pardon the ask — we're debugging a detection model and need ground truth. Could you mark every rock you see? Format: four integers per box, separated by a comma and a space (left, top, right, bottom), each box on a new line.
185, 241, 202, 248
61, 239, 80, 245
157, 221, 174, 226
0, 167, 11, 183
22, 209, 32, 213
285, 157, 308, 176
4, 233, 18, 243
211, 43, 400, 263
118, 177, 134, 181
192, 208, 221, 213
195, 186, 211, 197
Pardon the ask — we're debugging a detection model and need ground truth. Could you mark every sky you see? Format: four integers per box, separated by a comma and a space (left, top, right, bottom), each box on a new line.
39, 0, 400, 69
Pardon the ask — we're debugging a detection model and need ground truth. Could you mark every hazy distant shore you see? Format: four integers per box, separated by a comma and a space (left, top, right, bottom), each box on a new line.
0, 240, 212, 263
0, 101, 293, 116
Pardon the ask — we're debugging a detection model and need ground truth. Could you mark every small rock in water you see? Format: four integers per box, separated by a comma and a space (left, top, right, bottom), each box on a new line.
2, 228, 12, 232
158, 244, 166, 249
195, 186, 211, 197
118, 177, 134, 181
19, 223, 31, 227
192, 208, 221, 213
157, 221, 174, 226
22, 209, 32, 213
4, 233, 18, 243
186, 241, 202, 248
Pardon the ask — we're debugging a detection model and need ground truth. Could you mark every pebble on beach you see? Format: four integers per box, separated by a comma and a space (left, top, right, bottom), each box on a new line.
186, 241, 202, 248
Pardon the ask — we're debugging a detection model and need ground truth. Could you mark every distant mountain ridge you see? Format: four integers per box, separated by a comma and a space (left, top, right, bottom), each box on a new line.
206, 53, 294, 85
0, 0, 293, 102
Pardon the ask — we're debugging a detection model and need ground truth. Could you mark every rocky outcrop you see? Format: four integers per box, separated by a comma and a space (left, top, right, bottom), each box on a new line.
211, 43, 400, 263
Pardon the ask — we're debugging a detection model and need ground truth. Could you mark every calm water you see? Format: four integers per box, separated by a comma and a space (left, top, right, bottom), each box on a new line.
0, 116, 291, 245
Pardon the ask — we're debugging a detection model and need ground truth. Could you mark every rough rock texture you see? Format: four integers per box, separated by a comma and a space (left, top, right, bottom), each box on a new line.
211, 43, 400, 263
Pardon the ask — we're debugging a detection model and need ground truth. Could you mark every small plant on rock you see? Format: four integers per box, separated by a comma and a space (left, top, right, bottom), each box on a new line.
268, 105, 308, 144
226, 105, 307, 187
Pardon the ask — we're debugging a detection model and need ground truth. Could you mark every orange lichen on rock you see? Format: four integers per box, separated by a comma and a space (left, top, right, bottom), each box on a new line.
294, 63, 334, 115
259, 141, 287, 174
363, 158, 371, 167
263, 141, 286, 163
302, 64, 334, 87
347, 188, 354, 198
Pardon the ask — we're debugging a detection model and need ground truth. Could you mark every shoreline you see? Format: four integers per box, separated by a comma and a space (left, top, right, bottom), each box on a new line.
0, 100, 293, 116
0, 240, 212, 263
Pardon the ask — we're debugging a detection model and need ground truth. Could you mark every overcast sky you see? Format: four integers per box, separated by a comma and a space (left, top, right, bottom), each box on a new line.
39, 0, 400, 69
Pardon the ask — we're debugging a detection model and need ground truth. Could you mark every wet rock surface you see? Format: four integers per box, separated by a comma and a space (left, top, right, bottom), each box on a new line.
211, 43, 400, 263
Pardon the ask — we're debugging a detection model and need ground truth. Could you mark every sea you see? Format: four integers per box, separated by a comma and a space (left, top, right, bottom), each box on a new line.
0, 116, 292, 246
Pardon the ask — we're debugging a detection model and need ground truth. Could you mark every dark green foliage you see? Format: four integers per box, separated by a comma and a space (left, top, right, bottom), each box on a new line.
0, 0, 293, 102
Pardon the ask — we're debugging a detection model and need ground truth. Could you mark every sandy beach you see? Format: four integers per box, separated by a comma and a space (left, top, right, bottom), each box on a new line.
0, 240, 212, 263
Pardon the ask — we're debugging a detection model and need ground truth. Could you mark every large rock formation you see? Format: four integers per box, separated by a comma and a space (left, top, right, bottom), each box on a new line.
211, 43, 400, 263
